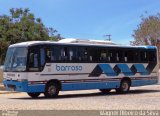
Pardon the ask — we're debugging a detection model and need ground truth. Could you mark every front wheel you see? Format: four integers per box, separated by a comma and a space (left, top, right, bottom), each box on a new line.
44, 82, 59, 98
116, 80, 130, 94
27, 92, 41, 98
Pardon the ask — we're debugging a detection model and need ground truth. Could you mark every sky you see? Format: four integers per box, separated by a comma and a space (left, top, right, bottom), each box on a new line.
0, 0, 160, 44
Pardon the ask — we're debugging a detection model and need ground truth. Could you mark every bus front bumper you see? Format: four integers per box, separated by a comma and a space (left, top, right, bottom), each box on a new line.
3, 80, 45, 93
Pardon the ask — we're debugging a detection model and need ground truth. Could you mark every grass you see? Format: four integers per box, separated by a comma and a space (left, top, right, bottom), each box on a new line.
0, 69, 3, 83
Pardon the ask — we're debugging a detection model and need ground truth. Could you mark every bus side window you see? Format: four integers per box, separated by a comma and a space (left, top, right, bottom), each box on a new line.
54, 47, 61, 61
45, 47, 52, 62
60, 47, 68, 61
40, 48, 45, 66
134, 51, 139, 62
107, 51, 111, 62
77, 47, 88, 62
127, 50, 134, 62
148, 50, 156, 62
100, 52, 106, 61
99, 48, 107, 62
77, 47, 82, 61
116, 52, 119, 62
88, 47, 98, 62
118, 51, 124, 62
140, 51, 148, 62
69, 47, 77, 61
78, 47, 88, 61
69, 50, 73, 61
125, 50, 139, 63
51, 47, 55, 61
33, 54, 38, 67
110, 50, 116, 62
84, 48, 88, 61
124, 52, 128, 62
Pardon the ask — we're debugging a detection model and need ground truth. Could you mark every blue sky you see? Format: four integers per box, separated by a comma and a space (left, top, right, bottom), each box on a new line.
0, 0, 160, 44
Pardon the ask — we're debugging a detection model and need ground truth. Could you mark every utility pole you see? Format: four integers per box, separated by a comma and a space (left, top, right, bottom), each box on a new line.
104, 34, 111, 41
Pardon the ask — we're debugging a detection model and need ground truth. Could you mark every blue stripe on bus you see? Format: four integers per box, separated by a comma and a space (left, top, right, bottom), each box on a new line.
133, 64, 149, 75
61, 79, 158, 91
131, 79, 158, 86
61, 81, 120, 91
146, 46, 157, 49
98, 64, 117, 76
89, 63, 150, 77
3, 78, 158, 92
116, 64, 134, 76
3, 80, 45, 93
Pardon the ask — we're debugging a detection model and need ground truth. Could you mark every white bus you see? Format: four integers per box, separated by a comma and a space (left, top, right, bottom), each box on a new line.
3, 39, 159, 98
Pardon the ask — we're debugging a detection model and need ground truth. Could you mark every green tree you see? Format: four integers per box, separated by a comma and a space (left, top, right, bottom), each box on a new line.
0, 8, 62, 64
131, 13, 160, 46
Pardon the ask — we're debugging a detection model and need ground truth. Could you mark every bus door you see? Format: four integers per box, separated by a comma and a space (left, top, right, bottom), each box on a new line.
28, 46, 41, 82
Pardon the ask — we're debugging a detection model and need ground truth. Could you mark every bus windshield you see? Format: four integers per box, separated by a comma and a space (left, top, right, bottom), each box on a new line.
4, 47, 27, 72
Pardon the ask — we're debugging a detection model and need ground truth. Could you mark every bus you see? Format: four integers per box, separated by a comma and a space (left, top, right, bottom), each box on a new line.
3, 38, 159, 98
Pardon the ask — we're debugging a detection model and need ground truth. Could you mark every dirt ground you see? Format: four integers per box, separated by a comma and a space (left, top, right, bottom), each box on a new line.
0, 85, 160, 110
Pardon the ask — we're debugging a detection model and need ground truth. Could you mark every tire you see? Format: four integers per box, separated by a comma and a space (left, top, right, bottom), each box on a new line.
27, 92, 40, 98
99, 89, 111, 94
44, 82, 59, 98
116, 80, 130, 94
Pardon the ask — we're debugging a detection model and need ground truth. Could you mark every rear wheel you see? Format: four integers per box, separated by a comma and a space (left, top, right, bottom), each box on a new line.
99, 89, 111, 94
44, 82, 59, 98
116, 80, 130, 94
27, 92, 40, 98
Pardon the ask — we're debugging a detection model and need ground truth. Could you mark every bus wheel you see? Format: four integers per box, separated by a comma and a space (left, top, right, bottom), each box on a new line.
44, 82, 59, 98
99, 89, 111, 94
116, 80, 130, 94
27, 92, 40, 98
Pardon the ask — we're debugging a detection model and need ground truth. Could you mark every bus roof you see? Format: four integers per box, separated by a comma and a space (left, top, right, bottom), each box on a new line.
9, 39, 157, 50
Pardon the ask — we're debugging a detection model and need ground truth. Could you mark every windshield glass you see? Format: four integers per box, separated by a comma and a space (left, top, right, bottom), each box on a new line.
4, 47, 27, 72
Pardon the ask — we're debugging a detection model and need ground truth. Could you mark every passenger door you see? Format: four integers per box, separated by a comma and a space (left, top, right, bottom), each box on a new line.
28, 46, 41, 81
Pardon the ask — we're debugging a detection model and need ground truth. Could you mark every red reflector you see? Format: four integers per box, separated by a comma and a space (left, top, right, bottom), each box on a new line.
30, 81, 35, 84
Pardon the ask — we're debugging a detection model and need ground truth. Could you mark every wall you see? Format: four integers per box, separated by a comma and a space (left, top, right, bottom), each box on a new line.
158, 70, 160, 84
0, 69, 3, 83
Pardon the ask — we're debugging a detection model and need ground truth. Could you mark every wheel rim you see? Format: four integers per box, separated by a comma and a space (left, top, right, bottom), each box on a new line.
122, 82, 129, 92
48, 85, 56, 95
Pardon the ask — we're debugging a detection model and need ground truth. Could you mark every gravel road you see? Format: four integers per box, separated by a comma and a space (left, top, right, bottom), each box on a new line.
0, 85, 160, 110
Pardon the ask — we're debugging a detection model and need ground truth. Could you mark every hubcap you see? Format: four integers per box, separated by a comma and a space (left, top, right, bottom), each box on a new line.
122, 82, 129, 92
48, 85, 56, 95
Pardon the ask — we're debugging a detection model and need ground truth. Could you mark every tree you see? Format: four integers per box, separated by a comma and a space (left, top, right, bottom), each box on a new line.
131, 13, 160, 46
0, 8, 62, 64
